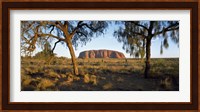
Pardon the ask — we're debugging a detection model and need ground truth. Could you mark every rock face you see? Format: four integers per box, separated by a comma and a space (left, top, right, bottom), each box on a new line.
78, 49, 125, 58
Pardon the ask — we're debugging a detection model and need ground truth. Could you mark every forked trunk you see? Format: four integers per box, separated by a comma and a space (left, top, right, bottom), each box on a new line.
66, 40, 79, 75
144, 38, 151, 78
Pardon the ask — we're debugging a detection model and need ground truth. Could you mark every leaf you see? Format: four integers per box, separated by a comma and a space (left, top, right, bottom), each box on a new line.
160, 41, 163, 54
163, 38, 169, 49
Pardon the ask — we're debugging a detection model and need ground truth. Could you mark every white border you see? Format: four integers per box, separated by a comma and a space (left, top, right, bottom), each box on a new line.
10, 10, 190, 102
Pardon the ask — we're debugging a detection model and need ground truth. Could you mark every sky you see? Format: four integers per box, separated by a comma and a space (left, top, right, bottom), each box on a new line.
32, 21, 179, 58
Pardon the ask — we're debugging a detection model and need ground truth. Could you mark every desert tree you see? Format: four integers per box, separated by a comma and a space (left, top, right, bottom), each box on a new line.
114, 21, 179, 78
21, 21, 108, 75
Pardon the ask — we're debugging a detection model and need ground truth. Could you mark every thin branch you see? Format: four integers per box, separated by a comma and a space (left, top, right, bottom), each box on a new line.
76, 31, 87, 37
165, 22, 179, 30
21, 36, 31, 44
49, 25, 55, 34
70, 21, 84, 36
131, 31, 147, 38
22, 21, 35, 33
51, 40, 61, 53
153, 26, 179, 36
131, 22, 148, 31
38, 34, 65, 41
56, 21, 63, 27
47, 21, 63, 31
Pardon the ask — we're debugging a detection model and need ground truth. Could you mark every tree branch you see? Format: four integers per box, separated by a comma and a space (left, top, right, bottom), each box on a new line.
22, 21, 36, 33
38, 34, 65, 41
47, 21, 63, 31
131, 32, 147, 38
51, 40, 61, 53
153, 22, 179, 36
63, 21, 70, 36
153, 26, 179, 36
56, 21, 63, 27
49, 25, 55, 34
70, 21, 84, 37
131, 22, 148, 31
76, 31, 87, 37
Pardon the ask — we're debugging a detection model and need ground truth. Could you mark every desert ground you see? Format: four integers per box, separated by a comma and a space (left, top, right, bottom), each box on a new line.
21, 57, 179, 91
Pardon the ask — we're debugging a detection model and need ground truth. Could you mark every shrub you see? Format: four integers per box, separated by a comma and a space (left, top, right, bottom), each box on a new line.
79, 68, 86, 76
117, 77, 124, 82
90, 75, 97, 85
44, 70, 59, 78
84, 74, 90, 83
37, 78, 54, 90
60, 74, 67, 78
67, 74, 74, 83
22, 78, 32, 86
21, 75, 32, 85
160, 76, 173, 90
103, 82, 113, 90
73, 76, 80, 81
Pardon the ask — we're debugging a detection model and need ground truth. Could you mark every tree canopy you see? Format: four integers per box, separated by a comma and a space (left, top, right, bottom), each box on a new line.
114, 21, 179, 58
21, 21, 109, 55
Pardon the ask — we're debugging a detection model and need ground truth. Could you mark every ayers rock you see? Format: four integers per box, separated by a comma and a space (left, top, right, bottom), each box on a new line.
78, 49, 125, 58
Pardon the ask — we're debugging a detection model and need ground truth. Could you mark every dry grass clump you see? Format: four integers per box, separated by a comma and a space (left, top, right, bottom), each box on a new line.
79, 67, 86, 76
116, 77, 124, 82
44, 70, 60, 78
23, 78, 32, 86
58, 81, 72, 90
21, 75, 32, 89
83, 74, 97, 85
84, 74, 90, 83
58, 73, 75, 87
37, 78, 55, 90
160, 76, 173, 90
67, 74, 74, 82
90, 75, 97, 85
103, 82, 113, 90
60, 74, 67, 78
73, 76, 80, 81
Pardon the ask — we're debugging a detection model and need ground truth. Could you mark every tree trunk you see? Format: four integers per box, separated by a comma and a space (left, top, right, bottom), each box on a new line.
144, 38, 151, 78
66, 40, 79, 75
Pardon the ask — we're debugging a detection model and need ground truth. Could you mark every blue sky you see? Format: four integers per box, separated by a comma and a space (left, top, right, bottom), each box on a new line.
33, 21, 179, 58
51, 36, 179, 58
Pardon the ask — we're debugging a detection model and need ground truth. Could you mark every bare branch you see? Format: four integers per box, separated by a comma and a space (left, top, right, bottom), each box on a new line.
47, 21, 63, 31
38, 34, 65, 41
51, 40, 61, 53
132, 32, 147, 38
56, 21, 63, 27
153, 26, 179, 36
131, 21, 148, 31
49, 25, 55, 34
76, 31, 87, 37
70, 21, 84, 36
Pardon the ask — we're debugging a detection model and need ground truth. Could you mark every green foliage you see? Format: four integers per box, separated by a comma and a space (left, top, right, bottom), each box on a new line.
21, 21, 109, 52
114, 21, 179, 57
34, 42, 56, 59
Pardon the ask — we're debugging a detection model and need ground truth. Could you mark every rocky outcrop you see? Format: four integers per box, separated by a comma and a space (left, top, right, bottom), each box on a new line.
78, 49, 125, 58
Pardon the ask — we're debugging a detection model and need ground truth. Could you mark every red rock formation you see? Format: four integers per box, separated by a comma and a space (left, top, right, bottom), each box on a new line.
78, 49, 125, 58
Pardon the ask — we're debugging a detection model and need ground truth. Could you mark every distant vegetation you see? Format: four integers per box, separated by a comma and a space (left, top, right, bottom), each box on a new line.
21, 57, 179, 91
